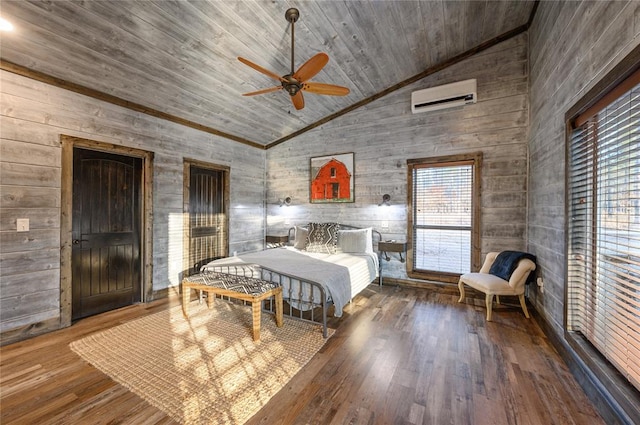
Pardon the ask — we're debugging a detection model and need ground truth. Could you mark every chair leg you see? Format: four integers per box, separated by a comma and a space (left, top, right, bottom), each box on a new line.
485, 294, 494, 321
457, 280, 466, 303
519, 294, 530, 318
496, 295, 501, 304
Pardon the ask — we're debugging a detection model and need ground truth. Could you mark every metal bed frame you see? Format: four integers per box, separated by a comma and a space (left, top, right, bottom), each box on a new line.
200, 224, 382, 338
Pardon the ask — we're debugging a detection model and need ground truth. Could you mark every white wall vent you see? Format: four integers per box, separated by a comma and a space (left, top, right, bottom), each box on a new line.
411, 79, 477, 114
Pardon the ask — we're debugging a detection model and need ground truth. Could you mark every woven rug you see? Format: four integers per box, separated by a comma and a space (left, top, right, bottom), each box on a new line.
70, 301, 333, 424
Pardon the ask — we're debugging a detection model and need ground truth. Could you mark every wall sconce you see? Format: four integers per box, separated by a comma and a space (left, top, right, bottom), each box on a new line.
279, 196, 292, 207
378, 194, 391, 206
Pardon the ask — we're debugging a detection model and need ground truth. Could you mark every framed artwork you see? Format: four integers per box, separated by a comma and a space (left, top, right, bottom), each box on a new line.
309, 152, 355, 203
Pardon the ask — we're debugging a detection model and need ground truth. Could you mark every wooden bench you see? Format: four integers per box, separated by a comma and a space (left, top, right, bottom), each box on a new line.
182, 272, 283, 341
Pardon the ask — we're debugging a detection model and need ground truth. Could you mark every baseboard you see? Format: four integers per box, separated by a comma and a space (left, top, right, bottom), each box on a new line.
0, 317, 62, 346
151, 287, 169, 301
1, 288, 180, 346
382, 277, 499, 303
151, 285, 181, 301
381, 276, 461, 294
531, 308, 639, 425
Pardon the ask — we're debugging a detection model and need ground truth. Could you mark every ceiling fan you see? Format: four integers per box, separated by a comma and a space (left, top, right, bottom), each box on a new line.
237, 7, 350, 110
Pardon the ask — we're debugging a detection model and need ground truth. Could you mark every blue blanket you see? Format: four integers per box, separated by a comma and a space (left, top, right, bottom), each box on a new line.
489, 251, 537, 284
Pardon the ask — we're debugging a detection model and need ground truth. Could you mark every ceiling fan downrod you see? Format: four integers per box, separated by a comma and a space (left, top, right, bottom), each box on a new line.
285, 8, 299, 75
284, 8, 301, 95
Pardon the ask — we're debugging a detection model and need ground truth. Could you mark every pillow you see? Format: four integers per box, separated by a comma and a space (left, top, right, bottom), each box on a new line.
337, 228, 373, 254
293, 226, 308, 250
305, 222, 339, 254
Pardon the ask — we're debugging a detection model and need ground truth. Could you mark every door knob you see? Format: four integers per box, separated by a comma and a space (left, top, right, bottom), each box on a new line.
72, 239, 88, 245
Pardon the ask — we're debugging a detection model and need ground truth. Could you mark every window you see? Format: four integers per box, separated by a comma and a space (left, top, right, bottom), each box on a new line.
567, 70, 640, 393
407, 153, 481, 283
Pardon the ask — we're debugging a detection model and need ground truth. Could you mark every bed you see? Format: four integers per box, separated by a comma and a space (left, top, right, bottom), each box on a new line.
201, 223, 381, 337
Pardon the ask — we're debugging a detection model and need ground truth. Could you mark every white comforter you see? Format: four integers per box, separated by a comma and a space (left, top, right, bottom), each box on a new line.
202, 247, 378, 317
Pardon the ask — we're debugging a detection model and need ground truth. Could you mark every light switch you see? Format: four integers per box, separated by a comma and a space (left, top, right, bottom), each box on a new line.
17, 218, 29, 232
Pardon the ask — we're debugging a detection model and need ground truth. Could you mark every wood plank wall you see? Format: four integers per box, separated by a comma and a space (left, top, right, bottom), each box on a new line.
527, 1, 639, 332
527, 3, 640, 422
266, 33, 530, 282
0, 71, 265, 342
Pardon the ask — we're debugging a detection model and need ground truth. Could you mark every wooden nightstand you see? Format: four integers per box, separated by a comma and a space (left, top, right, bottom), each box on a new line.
266, 234, 289, 248
378, 241, 407, 262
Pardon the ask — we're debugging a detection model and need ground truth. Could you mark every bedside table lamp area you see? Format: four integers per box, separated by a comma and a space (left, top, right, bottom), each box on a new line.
266, 234, 289, 248
378, 240, 407, 262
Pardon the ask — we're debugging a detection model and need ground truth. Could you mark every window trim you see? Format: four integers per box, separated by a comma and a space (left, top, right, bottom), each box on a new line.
564, 45, 640, 424
407, 152, 482, 283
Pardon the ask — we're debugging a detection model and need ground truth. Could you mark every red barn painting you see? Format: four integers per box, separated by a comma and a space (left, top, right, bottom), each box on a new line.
310, 153, 354, 203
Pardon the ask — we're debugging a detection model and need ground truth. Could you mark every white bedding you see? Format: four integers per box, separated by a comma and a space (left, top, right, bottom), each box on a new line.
202, 246, 378, 317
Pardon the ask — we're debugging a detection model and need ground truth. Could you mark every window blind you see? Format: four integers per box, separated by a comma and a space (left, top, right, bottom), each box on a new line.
567, 80, 640, 391
412, 163, 473, 274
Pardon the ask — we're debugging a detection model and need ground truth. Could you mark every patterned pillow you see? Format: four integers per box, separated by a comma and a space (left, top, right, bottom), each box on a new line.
305, 222, 339, 254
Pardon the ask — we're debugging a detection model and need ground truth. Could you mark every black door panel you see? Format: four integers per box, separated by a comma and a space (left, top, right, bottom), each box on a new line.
72, 148, 142, 320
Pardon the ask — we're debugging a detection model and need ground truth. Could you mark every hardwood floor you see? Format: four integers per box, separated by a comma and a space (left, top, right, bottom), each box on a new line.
1, 284, 604, 425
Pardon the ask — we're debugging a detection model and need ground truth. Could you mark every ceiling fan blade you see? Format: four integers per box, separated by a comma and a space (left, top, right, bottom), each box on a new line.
291, 91, 305, 110
238, 57, 285, 82
303, 82, 350, 96
242, 86, 282, 96
293, 53, 329, 83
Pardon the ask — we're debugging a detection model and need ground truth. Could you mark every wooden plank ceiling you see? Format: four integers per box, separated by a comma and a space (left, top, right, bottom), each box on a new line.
0, 0, 535, 147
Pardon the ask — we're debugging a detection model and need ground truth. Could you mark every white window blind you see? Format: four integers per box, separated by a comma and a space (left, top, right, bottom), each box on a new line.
413, 163, 473, 274
567, 79, 640, 391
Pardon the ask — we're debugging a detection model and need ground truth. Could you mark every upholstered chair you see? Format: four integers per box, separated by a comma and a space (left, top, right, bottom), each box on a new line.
458, 251, 536, 321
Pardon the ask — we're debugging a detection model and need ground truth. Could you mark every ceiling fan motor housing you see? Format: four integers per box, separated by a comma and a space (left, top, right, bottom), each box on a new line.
282, 75, 302, 96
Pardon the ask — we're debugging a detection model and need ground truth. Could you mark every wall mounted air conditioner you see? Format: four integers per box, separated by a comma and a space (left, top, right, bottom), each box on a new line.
411, 79, 477, 114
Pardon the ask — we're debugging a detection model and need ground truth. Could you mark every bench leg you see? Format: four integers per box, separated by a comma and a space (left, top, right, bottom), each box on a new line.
275, 290, 283, 328
251, 301, 261, 341
182, 284, 190, 318
206, 290, 215, 309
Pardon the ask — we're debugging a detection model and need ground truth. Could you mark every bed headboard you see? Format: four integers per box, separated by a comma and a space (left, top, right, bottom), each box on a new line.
286, 223, 382, 248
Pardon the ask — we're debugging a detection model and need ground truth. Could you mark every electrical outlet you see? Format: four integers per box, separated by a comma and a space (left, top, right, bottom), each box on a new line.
17, 218, 29, 232
537, 277, 544, 294
381, 220, 389, 228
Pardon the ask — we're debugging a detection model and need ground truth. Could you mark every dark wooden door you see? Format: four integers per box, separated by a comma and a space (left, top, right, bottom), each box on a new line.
188, 165, 227, 274
72, 148, 142, 320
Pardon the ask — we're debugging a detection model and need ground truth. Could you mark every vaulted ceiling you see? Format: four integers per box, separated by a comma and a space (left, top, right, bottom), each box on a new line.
0, 1, 536, 147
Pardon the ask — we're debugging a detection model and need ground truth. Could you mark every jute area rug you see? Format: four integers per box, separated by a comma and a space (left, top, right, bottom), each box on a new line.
70, 301, 333, 424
